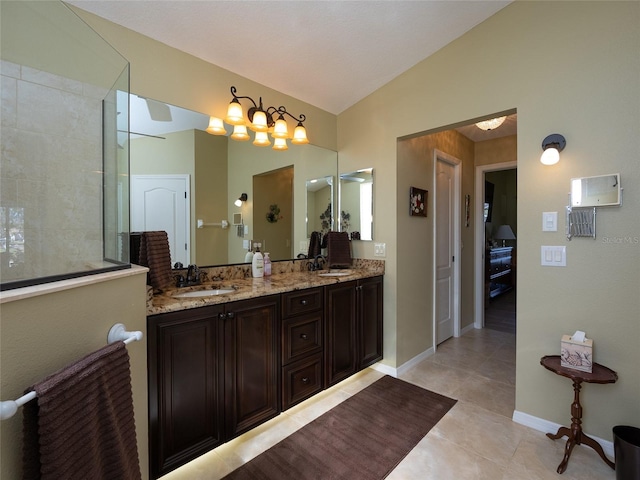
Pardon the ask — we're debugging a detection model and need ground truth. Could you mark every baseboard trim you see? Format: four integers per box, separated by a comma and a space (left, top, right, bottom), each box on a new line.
371, 347, 435, 378
512, 410, 614, 459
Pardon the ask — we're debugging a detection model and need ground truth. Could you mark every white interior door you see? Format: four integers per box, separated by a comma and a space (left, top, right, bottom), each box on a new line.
131, 174, 190, 267
434, 152, 461, 345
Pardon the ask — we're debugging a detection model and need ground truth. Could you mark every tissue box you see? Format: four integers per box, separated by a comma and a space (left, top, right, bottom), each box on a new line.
561, 335, 593, 373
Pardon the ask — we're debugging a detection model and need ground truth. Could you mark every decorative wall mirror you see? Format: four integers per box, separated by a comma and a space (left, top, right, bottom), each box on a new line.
339, 168, 374, 241
306, 176, 334, 237
571, 173, 621, 207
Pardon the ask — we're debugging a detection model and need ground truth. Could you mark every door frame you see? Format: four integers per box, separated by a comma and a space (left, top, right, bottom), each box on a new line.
432, 150, 461, 348
474, 161, 517, 328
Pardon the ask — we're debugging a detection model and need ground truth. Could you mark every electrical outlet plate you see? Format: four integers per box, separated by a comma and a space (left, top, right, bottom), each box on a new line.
374, 242, 386, 257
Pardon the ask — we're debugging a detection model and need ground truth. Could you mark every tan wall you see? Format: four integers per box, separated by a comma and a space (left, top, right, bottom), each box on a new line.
396, 130, 475, 363
339, 1, 640, 440
0, 269, 149, 479
195, 131, 228, 266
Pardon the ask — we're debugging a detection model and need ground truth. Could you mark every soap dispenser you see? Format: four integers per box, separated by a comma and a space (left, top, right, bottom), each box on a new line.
252, 243, 264, 278
244, 245, 254, 263
263, 252, 271, 276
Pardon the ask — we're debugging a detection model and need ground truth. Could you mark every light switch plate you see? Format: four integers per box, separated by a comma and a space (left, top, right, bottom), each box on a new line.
374, 242, 386, 257
542, 212, 558, 232
541, 246, 566, 266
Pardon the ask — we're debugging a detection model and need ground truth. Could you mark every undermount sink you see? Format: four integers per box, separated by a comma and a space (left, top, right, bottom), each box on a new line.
173, 288, 236, 298
317, 270, 354, 277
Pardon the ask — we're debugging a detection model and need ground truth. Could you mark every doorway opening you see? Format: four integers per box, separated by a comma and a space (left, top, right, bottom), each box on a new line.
474, 162, 517, 331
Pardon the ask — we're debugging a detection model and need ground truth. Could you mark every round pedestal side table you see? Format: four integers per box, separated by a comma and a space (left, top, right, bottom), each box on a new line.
540, 355, 618, 474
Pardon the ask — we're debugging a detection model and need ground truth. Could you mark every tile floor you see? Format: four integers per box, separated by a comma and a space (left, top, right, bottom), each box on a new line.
162, 327, 616, 480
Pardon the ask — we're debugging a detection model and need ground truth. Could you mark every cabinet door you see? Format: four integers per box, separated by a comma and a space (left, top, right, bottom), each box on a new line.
324, 281, 357, 387
147, 305, 224, 479
224, 296, 280, 438
358, 276, 383, 369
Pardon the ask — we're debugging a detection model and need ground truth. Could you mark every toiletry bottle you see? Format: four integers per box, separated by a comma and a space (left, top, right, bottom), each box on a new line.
263, 252, 271, 276
244, 246, 254, 263
252, 243, 264, 278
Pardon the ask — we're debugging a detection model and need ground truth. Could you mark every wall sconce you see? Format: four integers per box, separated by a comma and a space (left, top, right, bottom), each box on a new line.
207, 86, 309, 151
540, 134, 566, 165
234, 193, 248, 207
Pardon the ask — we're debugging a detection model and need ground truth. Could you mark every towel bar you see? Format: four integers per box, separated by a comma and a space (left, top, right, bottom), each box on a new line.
0, 323, 143, 420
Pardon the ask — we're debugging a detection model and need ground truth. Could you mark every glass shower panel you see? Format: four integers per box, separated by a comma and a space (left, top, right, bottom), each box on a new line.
0, 1, 130, 290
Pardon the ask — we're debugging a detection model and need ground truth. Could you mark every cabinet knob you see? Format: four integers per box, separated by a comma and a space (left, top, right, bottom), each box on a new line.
300, 299, 308, 305
218, 313, 226, 319
300, 333, 308, 340
226, 311, 235, 319
301, 377, 310, 384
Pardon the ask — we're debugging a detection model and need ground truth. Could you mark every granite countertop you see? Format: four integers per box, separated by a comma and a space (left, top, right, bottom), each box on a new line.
148, 259, 384, 316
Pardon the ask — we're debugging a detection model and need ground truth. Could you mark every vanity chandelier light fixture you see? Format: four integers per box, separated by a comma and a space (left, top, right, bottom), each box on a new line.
207, 86, 309, 150
475, 116, 507, 131
540, 133, 566, 166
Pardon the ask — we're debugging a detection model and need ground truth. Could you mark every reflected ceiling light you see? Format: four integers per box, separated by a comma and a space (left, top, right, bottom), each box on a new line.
475, 116, 507, 131
234, 193, 248, 207
210, 86, 309, 150
540, 134, 566, 166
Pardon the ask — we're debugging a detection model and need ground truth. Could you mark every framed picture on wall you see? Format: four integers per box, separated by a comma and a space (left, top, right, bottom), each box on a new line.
410, 187, 427, 217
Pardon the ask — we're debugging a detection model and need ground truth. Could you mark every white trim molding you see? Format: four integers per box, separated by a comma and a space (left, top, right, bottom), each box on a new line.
512, 410, 614, 459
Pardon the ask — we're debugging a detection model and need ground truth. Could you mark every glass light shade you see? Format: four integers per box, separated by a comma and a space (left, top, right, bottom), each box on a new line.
272, 117, 289, 139
234, 198, 243, 207
291, 124, 309, 144
225, 100, 244, 125
250, 110, 268, 132
272, 137, 288, 151
231, 124, 250, 141
540, 147, 560, 165
206, 116, 226, 135
475, 116, 507, 131
253, 130, 271, 147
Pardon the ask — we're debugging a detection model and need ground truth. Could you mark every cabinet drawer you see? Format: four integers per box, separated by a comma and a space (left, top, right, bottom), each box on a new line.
282, 288, 322, 317
282, 353, 323, 410
282, 312, 323, 364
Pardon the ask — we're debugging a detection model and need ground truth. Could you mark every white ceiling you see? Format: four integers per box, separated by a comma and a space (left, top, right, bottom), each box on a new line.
67, 0, 511, 116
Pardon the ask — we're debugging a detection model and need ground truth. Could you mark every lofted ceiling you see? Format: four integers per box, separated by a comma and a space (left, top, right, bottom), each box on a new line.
69, 0, 516, 141
67, 1, 511, 114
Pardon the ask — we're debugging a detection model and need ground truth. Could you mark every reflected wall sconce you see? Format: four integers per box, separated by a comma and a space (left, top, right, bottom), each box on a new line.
234, 193, 248, 207
540, 134, 566, 165
207, 86, 309, 150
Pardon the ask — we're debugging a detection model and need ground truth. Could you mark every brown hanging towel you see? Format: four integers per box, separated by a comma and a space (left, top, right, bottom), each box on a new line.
138, 231, 173, 292
326, 231, 352, 268
22, 341, 141, 480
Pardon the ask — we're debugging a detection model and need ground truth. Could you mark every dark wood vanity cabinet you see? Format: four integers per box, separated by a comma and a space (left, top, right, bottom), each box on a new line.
147, 295, 280, 479
358, 276, 384, 369
281, 288, 324, 410
223, 296, 280, 438
325, 276, 383, 387
148, 277, 383, 478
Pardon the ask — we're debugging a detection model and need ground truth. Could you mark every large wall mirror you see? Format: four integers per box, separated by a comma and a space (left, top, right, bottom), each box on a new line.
339, 168, 374, 241
128, 95, 337, 267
